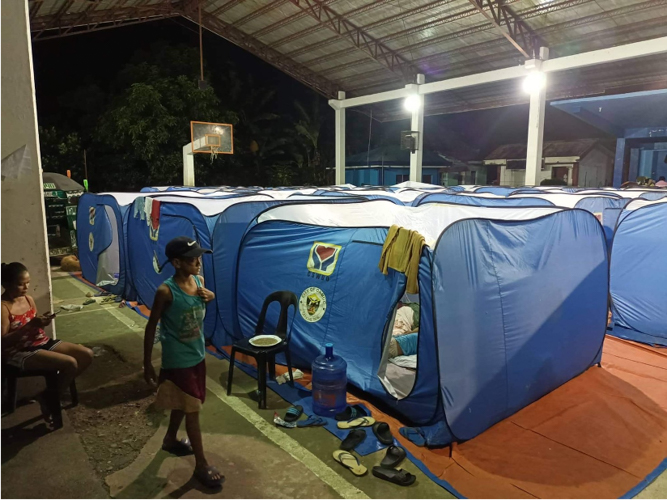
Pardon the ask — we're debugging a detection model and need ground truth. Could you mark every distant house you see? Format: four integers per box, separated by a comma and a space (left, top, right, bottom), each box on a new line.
483, 139, 615, 187
345, 145, 474, 186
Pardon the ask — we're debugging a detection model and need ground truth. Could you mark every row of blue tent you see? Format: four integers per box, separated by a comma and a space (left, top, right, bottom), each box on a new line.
77, 183, 666, 446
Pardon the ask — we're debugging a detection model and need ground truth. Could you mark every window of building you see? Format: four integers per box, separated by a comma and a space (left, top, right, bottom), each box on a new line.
396, 174, 409, 183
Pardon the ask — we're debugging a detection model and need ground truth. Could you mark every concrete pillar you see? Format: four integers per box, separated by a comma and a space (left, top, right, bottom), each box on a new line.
409, 75, 425, 183
334, 91, 346, 185
525, 49, 548, 187
2, 0, 54, 333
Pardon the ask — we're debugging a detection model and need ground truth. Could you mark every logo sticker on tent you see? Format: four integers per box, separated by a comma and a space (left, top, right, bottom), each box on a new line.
307, 242, 341, 277
89, 207, 95, 225
88, 233, 94, 251
299, 287, 326, 323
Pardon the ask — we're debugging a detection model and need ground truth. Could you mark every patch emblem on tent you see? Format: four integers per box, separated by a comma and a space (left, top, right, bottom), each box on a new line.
153, 251, 162, 274
307, 242, 341, 276
88, 233, 94, 251
299, 287, 327, 323
89, 207, 95, 225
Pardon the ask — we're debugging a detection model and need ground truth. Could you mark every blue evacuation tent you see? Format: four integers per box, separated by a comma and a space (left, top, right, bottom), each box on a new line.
77, 192, 142, 298
125, 194, 271, 336
208, 197, 367, 347
413, 192, 554, 207
609, 199, 667, 346
234, 202, 608, 445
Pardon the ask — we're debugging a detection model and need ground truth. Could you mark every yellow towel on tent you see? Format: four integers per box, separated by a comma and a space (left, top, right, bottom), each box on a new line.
378, 225, 425, 294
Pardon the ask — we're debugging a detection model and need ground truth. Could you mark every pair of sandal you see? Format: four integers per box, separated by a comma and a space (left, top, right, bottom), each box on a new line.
332, 445, 416, 486
161, 438, 224, 489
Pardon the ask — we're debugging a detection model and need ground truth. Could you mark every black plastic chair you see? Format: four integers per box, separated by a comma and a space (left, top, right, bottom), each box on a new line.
226, 291, 297, 409
2, 364, 78, 429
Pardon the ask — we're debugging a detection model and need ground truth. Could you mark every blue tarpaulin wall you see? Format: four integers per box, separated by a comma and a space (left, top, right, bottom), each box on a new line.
610, 202, 667, 346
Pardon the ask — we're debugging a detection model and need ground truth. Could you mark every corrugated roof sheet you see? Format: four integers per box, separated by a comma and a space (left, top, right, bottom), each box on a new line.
29, 0, 667, 121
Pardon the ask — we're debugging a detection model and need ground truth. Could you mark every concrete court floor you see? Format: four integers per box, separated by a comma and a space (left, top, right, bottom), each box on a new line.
2, 273, 666, 499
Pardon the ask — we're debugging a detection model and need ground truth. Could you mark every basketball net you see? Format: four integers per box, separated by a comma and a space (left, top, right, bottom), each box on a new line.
210, 146, 220, 163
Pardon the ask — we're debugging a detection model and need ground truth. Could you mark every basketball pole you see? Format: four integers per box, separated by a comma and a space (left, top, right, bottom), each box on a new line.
183, 143, 195, 186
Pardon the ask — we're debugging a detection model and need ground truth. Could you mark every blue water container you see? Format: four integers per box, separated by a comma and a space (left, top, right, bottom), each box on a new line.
311, 343, 347, 417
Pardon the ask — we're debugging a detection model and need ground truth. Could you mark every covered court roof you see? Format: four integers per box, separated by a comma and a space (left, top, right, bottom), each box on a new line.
29, 0, 667, 121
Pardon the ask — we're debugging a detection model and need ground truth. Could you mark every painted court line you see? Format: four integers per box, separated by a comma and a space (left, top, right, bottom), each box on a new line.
68, 278, 369, 499
205, 378, 369, 499
65, 279, 143, 332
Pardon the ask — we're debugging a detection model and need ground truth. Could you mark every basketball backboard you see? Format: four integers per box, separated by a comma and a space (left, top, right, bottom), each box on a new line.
190, 121, 233, 155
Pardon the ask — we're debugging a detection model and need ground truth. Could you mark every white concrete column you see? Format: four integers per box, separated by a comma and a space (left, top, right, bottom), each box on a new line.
1, 0, 54, 334
409, 75, 425, 183
525, 49, 548, 186
334, 91, 346, 185
183, 144, 195, 186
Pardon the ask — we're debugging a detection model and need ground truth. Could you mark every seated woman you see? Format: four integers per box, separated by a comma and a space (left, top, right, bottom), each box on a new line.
2, 262, 93, 423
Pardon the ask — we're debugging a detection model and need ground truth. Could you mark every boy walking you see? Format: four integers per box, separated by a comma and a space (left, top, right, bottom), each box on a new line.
144, 236, 223, 489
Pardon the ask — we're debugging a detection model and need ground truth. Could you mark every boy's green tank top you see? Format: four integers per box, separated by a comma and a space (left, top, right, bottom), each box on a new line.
160, 275, 206, 369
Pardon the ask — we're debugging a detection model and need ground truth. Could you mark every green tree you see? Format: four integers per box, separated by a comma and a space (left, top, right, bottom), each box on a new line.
92, 44, 237, 190
38, 126, 85, 180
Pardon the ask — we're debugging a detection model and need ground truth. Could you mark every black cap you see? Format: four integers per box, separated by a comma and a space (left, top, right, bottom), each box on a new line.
165, 237, 211, 261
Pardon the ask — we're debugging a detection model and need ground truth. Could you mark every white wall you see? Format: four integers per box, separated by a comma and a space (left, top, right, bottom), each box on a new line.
496, 160, 574, 186
579, 147, 614, 187
2, 0, 54, 334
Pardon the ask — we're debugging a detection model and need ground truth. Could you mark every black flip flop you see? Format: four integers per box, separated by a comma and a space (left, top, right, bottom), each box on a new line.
372, 422, 394, 446
284, 405, 303, 423
340, 429, 367, 451
162, 437, 194, 456
372, 466, 416, 486
380, 445, 406, 469
193, 465, 225, 489
335, 404, 368, 422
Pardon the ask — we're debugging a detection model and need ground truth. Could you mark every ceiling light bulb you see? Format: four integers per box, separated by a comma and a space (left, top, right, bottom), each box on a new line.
523, 72, 546, 93
404, 94, 421, 112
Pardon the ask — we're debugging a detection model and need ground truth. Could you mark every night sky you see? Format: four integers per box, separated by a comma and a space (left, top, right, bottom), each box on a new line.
31, 18, 611, 162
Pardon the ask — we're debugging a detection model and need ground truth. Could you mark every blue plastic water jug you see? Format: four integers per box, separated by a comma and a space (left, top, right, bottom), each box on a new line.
311, 343, 347, 417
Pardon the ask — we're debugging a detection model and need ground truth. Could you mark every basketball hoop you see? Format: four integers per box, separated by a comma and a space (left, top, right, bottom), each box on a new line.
210, 145, 221, 163
184, 121, 234, 185
190, 121, 233, 157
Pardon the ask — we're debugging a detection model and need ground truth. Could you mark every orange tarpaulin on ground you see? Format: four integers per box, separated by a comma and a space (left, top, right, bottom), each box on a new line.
216, 337, 667, 498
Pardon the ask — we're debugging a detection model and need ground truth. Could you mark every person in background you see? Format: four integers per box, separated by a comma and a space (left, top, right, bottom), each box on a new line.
656, 176, 667, 187
143, 237, 223, 490
1, 262, 93, 423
